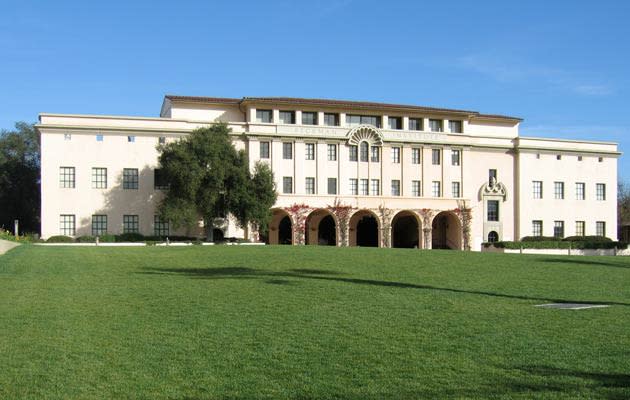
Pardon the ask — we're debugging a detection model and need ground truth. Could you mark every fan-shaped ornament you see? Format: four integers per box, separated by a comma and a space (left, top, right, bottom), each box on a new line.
346, 125, 384, 146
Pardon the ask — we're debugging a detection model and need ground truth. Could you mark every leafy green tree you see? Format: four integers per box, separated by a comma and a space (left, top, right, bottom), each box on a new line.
0, 122, 40, 233
619, 181, 630, 240
157, 124, 277, 241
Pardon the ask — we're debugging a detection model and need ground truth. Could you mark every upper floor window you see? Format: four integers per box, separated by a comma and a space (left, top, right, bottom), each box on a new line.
305, 143, 315, 160
556, 155, 562, 160
96, 134, 104, 142
577, 155, 583, 161
596, 221, 606, 237
451, 150, 461, 166
359, 179, 369, 195
346, 114, 381, 128
432, 181, 441, 197
411, 148, 421, 164
154, 169, 169, 190
282, 177, 293, 194
575, 182, 585, 200
349, 145, 358, 162
159, 136, 166, 145
598, 157, 603, 162
302, 112, 318, 125
279, 110, 295, 124
92, 167, 107, 189
432, 149, 441, 165
429, 119, 443, 132
409, 118, 423, 131
596, 183, 606, 200
64, 133, 72, 141
554, 182, 564, 199
388, 116, 402, 130
371, 179, 380, 196
370, 146, 380, 162
448, 120, 462, 133
256, 109, 273, 123
327, 178, 337, 195
282, 142, 293, 160
327, 144, 337, 161
487, 200, 499, 221
452, 181, 461, 198
391, 180, 401, 196
532, 181, 543, 199
305, 177, 316, 194
259, 141, 270, 159
360, 142, 369, 162
489, 169, 497, 184
59, 167, 75, 188
391, 147, 400, 163
127, 135, 136, 143
411, 180, 421, 197
349, 178, 358, 195
123, 168, 139, 190
324, 113, 339, 126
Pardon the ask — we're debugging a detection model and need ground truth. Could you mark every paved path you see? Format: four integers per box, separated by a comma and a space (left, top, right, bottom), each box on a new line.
0, 239, 19, 255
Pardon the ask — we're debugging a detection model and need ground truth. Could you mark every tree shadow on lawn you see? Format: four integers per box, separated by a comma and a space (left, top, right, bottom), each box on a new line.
137, 267, 630, 306
539, 258, 630, 269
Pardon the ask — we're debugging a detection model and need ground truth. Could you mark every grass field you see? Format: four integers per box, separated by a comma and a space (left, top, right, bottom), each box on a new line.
1, 245, 629, 399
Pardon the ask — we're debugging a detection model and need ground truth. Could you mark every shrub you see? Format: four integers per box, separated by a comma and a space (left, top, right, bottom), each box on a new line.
76, 235, 96, 243
562, 235, 612, 242
520, 236, 559, 242
46, 235, 74, 243
115, 233, 145, 242
486, 240, 627, 250
99, 234, 116, 243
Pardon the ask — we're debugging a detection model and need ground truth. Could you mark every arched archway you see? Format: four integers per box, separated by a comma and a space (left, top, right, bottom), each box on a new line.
487, 231, 499, 243
392, 210, 422, 248
431, 211, 462, 250
349, 210, 379, 247
268, 209, 293, 245
306, 209, 337, 246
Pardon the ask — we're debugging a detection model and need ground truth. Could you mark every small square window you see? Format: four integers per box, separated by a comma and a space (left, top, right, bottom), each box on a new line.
556, 154, 562, 160
409, 118, 423, 131
159, 136, 166, 144
388, 117, 402, 130
256, 109, 273, 123
323, 113, 339, 126
448, 120, 462, 133
96, 134, 103, 142
577, 155, 583, 161
128, 135, 135, 143
302, 112, 318, 125
536, 153, 541, 159
64, 133, 72, 141
279, 111, 295, 124
598, 157, 603, 162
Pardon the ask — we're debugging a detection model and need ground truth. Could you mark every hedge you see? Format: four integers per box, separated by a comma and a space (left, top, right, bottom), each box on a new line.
46, 235, 74, 243
485, 240, 627, 250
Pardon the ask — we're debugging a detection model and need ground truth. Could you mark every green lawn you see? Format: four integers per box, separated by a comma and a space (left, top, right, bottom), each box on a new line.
1, 245, 629, 399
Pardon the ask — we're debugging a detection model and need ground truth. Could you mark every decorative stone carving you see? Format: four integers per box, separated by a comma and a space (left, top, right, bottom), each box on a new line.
346, 125, 384, 146
479, 178, 508, 201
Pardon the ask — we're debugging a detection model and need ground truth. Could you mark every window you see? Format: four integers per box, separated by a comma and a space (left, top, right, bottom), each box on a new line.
429, 119, 443, 132
575, 182, 585, 200
596, 183, 606, 200
371, 179, 380, 196
452, 181, 461, 198
350, 178, 358, 195
598, 157, 603, 162
127, 135, 135, 143
96, 134, 103, 142
64, 133, 71, 141
92, 215, 107, 236
411, 148, 421, 164
487, 231, 499, 243
451, 149, 461, 166
283, 177, 293, 194
536, 153, 541, 159
305, 143, 315, 160
388, 116, 402, 130
448, 120, 462, 133
556, 155, 562, 160
327, 144, 337, 161
578, 155, 583, 161
159, 136, 166, 145
324, 113, 339, 126
327, 178, 337, 195
123, 168, 139, 190
554, 182, 564, 199
346, 114, 381, 128
302, 112, 318, 125
391, 180, 401, 196
532, 181, 543, 199
154, 169, 169, 190
391, 147, 400, 163
554, 221, 564, 238
432, 149, 441, 165
360, 142, 369, 162
59, 214, 75, 236
305, 177, 316, 194
92, 168, 107, 189
575, 221, 585, 237
532, 220, 543, 237
412, 180, 421, 197
154, 215, 169, 237
432, 181, 441, 197
487, 200, 499, 221
123, 215, 139, 234
489, 169, 497, 184
409, 118, 423, 131
360, 179, 369, 195
59, 167, 75, 188
349, 145, 358, 161
259, 141, 270, 159
283, 142, 293, 159
256, 109, 273, 123
370, 146, 380, 162
596, 221, 606, 237
279, 110, 295, 124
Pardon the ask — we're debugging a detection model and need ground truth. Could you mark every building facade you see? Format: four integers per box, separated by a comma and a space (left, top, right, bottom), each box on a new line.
37, 96, 620, 249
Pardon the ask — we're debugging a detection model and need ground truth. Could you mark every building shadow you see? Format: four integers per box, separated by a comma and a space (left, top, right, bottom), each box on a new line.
539, 258, 630, 269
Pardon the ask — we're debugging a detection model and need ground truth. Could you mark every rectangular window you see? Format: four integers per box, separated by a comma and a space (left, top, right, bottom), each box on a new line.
554, 182, 564, 199
532, 181, 543, 199
96, 134, 103, 142
371, 179, 380, 196
411, 180, 421, 197
451, 149, 461, 166
411, 148, 421, 164
576, 182, 585, 200
59, 214, 75, 236
302, 112, 318, 125
575, 221, 585, 236
305, 177, 315, 194
596, 183, 606, 200
123, 215, 139, 234
532, 220, 543, 237
391, 147, 400, 163
92, 167, 107, 189
323, 113, 339, 126
554, 221, 565, 238
360, 179, 369, 195
391, 180, 401, 196
159, 136, 166, 145
327, 178, 337, 195
279, 110, 295, 124
282, 177, 293, 194
432, 149, 441, 165
452, 181, 461, 198
327, 144, 337, 161
489, 169, 497, 184
370, 146, 380, 162
448, 120, 462, 133
432, 181, 441, 197
259, 141, 270, 159
154, 169, 169, 190
349, 178, 358, 195
409, 118, 423, 131
154, 215, 169, 237
64, 133, 71, 141
92, 215, 107, 236
305, 143, 315, 160
429, 119, 443, 132
256, 109, 273, 123
487, 200, 499, 222
388, 116, 402, 130
349, 145, 358, 161
282, 142, 293, 160
127, 135, 135, 143
346, 114, 381, 128
59, 167, 75, 188
360, 142, 369, 162
123, 168, 139, 190
596, 221, 606, 237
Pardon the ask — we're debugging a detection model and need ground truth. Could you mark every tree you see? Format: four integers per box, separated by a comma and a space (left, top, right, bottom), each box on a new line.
157, 124, 277, 241
619, 181, 630, 240
0, 122, 40, 234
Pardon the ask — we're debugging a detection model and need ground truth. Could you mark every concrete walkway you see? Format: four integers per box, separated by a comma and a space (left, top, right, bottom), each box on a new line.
0, 239, 20, 255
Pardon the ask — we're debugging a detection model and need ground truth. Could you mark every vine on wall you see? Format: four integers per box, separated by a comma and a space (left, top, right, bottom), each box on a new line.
285, 203, 311, 245
377, 205, 393, 248
328, 199, 354, 247
418, 208, 435, 249
453, 200, 473, 251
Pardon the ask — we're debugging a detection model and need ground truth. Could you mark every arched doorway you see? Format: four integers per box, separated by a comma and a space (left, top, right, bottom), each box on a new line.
392, 211, 422, 248
431, 211, 462, 250
487, 231, 499, 243
305, 209, 337, 246
268, 209, 293, 245
212, 228, 225, 242
350, 210, 379, 247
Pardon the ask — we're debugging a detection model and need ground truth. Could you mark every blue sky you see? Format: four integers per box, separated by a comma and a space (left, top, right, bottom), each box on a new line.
1, 0, 628, 180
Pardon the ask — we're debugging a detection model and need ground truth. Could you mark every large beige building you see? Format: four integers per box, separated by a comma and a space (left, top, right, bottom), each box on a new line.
37, 95, 620, 249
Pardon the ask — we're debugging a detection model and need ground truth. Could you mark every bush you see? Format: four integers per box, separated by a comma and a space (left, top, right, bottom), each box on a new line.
520, 236, 559, 242
46, 235, 74, 243
486, 240, 627, 250
98, 234, 116, 243
562, 235, 612, 242
115, 233, 145, 242
76, 235, 96, 243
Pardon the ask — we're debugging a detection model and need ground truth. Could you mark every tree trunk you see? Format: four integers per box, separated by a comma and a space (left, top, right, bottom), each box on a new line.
205, 218, 214, 242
